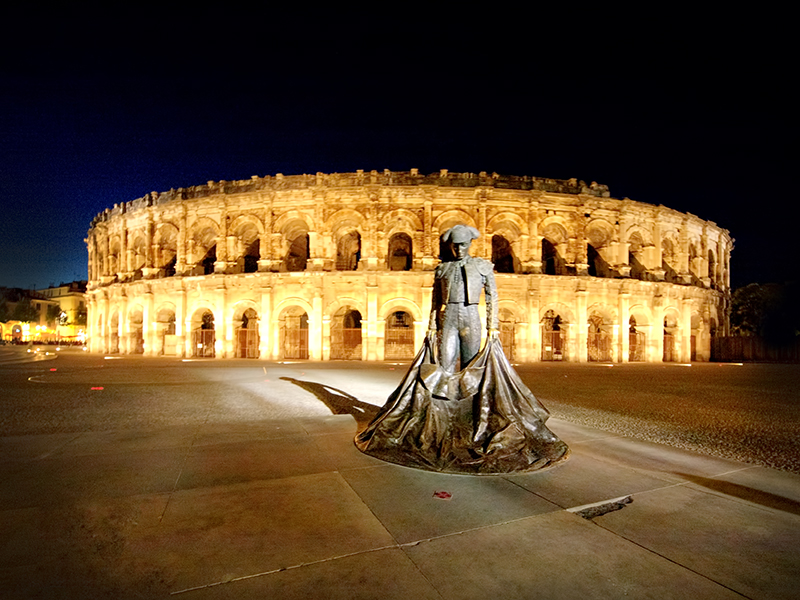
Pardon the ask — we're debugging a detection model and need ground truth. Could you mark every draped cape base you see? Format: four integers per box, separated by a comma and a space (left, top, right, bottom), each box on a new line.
355, 337, 569, 474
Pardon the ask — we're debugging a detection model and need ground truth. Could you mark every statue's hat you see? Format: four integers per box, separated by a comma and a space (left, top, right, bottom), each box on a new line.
443, 224, 479, 243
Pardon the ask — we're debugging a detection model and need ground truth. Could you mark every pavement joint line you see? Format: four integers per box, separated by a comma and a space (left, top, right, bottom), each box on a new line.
170, 510, 570, 595
589, 519, 753, 599
169, 544, 400, 595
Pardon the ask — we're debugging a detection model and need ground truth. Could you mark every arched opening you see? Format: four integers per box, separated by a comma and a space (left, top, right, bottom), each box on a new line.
542, 239, 566, 275
663, 313, 678, 362
629, 315, 646, 361
243, 240, 259, 274
387, 233, 412, 271
192, 310, 215, 357
286, 234, 309, 272
587, 244, 612, 278
236, 308, 259, 358
492, 235, 515, 273
384, 310, 414, 358
109, 312, 120, 354
156, 308, 176, 356
336, 231, 361, 271
708, 250, 716, 289
498, 308, 517, 360
587, 312, 612, 361
163, 256, 177, 278
629, 232, 646, 280
201, 246, 217, 275
12, 324, 22, 342
154, 224, 178, 278
279, 306, 308, 359
541, 309, 567, 361
331, 307, 362, 359
662, 239, 678, 283
129, 308, 144, 354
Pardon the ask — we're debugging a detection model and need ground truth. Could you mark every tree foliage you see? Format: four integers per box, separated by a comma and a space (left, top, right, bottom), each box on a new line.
731, 282, 800, 341
11, 297, 39, 323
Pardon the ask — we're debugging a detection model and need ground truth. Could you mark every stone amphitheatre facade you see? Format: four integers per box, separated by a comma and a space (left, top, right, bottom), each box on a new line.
85, 169, 732, 363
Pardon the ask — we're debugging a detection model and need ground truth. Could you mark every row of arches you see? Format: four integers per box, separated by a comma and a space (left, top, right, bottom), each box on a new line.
97, 304, 418, 360
95, 298, 713, 363
89, 204, 730, 292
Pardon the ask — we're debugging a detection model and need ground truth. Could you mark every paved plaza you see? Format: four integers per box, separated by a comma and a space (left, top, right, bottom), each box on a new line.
1, 348, 799, 598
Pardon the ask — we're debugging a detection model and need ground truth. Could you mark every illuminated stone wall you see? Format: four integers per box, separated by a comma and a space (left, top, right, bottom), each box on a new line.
85, 170, 732, 362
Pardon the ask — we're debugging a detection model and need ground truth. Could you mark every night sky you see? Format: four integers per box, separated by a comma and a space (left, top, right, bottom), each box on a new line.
0, 12, 792, 291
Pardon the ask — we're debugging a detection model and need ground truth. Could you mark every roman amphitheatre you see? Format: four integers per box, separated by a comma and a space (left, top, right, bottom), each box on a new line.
85, 169, 732, 363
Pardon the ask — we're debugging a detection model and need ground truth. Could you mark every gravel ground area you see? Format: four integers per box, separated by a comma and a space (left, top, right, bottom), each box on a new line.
2, 349, 799, 473
515, 362, 800, 474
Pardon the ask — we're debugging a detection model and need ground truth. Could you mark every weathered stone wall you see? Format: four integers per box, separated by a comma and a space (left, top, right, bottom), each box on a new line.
85, 170, 732, 362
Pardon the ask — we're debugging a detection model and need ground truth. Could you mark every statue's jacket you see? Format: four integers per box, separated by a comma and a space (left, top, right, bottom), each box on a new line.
430, 257, 499, 330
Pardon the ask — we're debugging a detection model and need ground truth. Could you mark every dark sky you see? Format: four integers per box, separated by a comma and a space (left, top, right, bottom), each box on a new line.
0, 12, 793, 290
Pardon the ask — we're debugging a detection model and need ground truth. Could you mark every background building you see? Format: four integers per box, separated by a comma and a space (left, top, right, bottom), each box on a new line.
0, 288, 60, 343
85, 170, 732, 362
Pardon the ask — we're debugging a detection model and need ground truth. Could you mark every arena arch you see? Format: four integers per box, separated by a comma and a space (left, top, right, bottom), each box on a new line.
109, 310, 120, 354
540, 304, 573, 361
628, 305, 652, 362
127, 305, 145, 354
387, 232, 413, 271
585, 219, 615, 278
587, 304, 615, 362
188, 218, 220, 275
230, 215, 264, 274
154, 222, 178, 277
541, 221, 569, 275
497, 301, 525, 361
232, 302, 260, 358
189, 306, 216, 358
155, 304, 177, 356
661, 235, 679, 283
128, 233, 147, 280
331, 305, 363, 360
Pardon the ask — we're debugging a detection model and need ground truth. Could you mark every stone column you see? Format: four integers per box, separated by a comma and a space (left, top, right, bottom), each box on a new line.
575, 283, 588, 362
618, 286, 630, 363
366, 276, 379, 360
260, 284, 272, 359
310, 292, 323, 360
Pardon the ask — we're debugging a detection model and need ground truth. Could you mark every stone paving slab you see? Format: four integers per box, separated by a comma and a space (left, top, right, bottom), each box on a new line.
402, 510, 744, 600
340, 464, 561, 545
595, 483, 800, 600
154, 472, 396, 592
507, 448, 675, 508
0, 446, 186, 509
176, 436, 336, 490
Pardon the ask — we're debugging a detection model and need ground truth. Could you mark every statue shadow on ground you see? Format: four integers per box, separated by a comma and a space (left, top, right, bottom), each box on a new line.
672, 472, 800, 517
280, 377, 379, 428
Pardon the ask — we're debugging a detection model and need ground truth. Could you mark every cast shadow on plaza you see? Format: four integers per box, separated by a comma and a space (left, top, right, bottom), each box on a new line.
280, 377, 379, 429
673, 472, 800, 517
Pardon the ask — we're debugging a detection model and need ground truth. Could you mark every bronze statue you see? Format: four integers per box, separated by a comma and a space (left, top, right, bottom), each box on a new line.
356, 225, 569, 474
428, 225, 498, 373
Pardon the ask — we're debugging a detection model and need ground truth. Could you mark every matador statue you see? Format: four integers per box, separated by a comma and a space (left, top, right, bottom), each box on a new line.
356, 224, 569, 474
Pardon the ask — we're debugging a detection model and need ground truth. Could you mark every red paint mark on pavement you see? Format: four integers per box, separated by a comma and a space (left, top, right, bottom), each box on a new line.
433, 491, 452, 500
91, 387, 104, 390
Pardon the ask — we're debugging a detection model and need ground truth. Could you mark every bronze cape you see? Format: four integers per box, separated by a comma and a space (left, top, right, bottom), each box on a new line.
355, 338, 569, 474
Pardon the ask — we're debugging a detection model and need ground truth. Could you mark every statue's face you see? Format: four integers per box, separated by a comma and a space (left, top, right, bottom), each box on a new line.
451, 240, 472, 259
